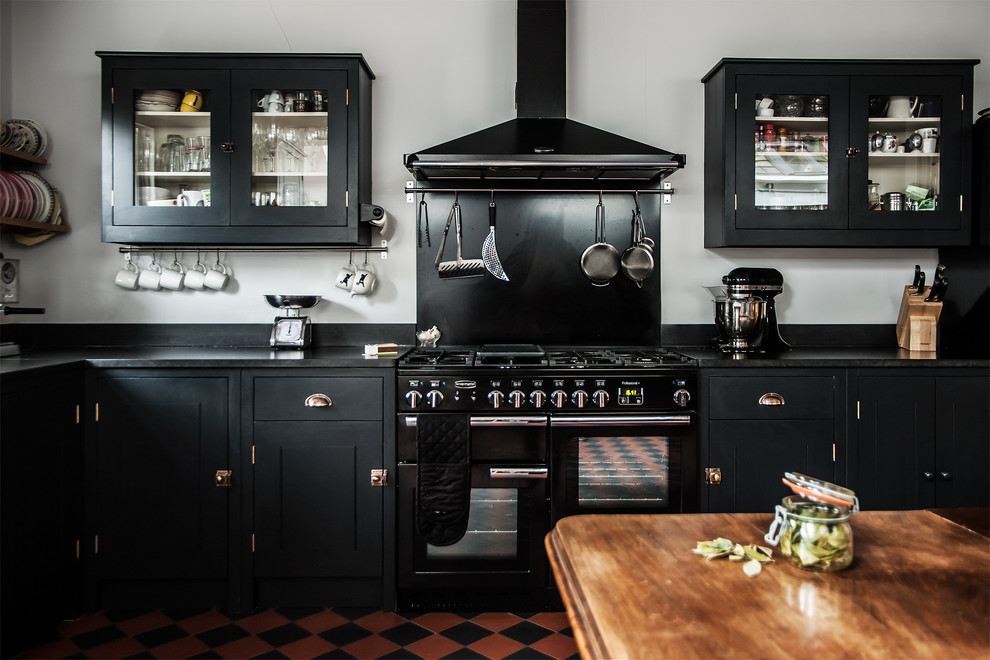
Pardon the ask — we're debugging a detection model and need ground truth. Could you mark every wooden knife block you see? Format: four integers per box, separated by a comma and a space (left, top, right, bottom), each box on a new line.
896, 286, 942, 351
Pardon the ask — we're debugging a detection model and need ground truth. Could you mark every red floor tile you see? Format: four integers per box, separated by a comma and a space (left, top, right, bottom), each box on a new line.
17, 638, 80, 659
82, 636, 145, 659
354, 609, 414, 633
468, 632, 527, 659
114, 610, 175, 636
404, 632, 465, 658
235, 609, 292, 634
213, 635, 275, 659
528, 610, 573, 632
470, 611, 525, 632
530, 631, 580, 658
278, 633, 336, 658
412, 611, 470, 633
175, 609, 234, 635
341, 633, 401, 658
295, 608, 350, 634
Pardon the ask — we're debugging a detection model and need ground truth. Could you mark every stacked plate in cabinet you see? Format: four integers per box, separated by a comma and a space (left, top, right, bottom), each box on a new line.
1, 118, 48, 157
135, 89, 180, 112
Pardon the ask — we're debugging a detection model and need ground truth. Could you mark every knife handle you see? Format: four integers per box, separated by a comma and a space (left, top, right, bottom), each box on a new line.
910, 271, 926, 295
911, 264, 921, 289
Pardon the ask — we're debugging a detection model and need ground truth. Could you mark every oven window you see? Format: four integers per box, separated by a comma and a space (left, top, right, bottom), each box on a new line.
577, 436, 670, 508
426, 488, 518, 560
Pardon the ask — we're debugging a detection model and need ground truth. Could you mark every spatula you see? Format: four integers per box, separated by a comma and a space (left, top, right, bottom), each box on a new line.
437, 201, 485, 279
482, 199, 509, 281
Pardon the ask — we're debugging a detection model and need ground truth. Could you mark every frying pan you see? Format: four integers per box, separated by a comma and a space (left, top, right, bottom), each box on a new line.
580, 195, 619, 286
620, 205, 654, 286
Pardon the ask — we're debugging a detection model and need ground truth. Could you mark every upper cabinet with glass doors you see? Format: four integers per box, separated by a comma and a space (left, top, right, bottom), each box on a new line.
98, 52, 376, 245
702, 59, 977, 247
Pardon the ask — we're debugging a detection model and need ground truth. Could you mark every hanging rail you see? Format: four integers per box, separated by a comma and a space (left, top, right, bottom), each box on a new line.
116, 245, 387, 254
404, 186, 675, 196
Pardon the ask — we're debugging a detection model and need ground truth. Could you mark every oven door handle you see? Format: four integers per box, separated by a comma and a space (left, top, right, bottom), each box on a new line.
489, 467, 548, 479
403, 415, 548, 427
551, 414, 693, 426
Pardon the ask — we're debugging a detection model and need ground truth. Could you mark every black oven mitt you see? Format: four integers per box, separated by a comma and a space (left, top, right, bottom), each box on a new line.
416, 413, 471, 546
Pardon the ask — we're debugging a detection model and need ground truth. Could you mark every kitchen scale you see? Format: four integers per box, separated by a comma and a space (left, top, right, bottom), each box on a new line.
265, 295, 321, 348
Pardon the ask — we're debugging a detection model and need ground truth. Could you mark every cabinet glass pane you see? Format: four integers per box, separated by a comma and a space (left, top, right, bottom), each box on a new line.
251, 89, 328, 208
134, 88, 212, 207
866, 95, 941, 211
754, 93, 830, 211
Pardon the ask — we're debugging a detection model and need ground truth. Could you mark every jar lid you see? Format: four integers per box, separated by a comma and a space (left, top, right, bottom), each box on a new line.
783, 472, 857, 508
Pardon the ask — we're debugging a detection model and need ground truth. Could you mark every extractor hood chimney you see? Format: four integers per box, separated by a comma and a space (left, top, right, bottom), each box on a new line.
404, 0, 685, 186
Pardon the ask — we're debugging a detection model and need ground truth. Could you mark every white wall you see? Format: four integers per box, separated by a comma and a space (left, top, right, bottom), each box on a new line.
2, 0, 987, 328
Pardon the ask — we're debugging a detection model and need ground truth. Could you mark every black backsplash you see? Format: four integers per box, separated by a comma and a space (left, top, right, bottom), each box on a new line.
415, 192, 662, 346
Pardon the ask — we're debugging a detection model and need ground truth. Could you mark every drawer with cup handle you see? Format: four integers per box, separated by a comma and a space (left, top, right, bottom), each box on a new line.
709, 375, 835, 420
253, 375, 383, 421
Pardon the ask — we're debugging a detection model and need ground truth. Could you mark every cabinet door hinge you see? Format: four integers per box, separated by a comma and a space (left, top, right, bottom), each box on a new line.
960, 195, 964, 212
251, 533, 255, 553
94, 535, 99, 555
346, 88, 349, 106
111, 88, 114, 104
75, 539, 80, 560
832, 443, 836, 462
252, 445, 255, 465
110, 190, 114, 207
856, 400, 860, 420
95, 402, 99, 422
345, 190, 349, 208
734, 92, 737, 110
962, 94, 965, 111
734, 194, 738, 211
75, 404, 81, 424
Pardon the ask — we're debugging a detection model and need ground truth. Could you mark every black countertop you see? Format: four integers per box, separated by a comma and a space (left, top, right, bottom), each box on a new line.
0, 346, 408, 378
2, 344, 986, 378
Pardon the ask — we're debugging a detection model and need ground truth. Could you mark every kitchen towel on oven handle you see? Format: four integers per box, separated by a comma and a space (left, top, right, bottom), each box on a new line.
416, 413, 471, 546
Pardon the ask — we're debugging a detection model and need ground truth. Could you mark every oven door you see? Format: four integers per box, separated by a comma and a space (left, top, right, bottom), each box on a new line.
550, 414, 698, 523
397, 462, 549, 589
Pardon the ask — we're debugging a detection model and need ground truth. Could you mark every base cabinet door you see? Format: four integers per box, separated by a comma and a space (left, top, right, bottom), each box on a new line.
855, 371, 989, 509
86, 370, 236, 609
247, 372, 387, 607
703, 371, 843, 513
1, 368, 82, 658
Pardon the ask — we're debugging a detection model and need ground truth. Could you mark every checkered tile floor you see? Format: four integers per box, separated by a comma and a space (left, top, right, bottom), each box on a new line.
18, 607, 579, 659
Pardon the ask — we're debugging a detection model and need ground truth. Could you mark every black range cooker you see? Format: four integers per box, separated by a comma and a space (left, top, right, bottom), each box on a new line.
395, 344, 698, 611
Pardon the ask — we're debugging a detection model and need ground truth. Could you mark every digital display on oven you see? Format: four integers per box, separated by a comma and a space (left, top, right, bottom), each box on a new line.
618, 386, 644, 405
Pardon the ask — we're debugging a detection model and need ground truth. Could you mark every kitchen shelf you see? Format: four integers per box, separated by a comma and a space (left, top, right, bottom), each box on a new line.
0, 146, 71, 237
869, 152, 941, 158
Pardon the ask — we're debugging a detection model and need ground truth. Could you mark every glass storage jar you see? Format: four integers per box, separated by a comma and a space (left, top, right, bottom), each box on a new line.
765, 472, 858, 573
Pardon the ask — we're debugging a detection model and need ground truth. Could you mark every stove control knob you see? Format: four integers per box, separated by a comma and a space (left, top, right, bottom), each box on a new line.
550, 390, 568, 408
673, 388, 691, 408
426, 389, 444, 408
405, 390, 423, 408
592, 389, 609, 408
488, 390, 505, 409
571, 389, 588, 408
530, 390, 547, 408
509, 390, 526, 409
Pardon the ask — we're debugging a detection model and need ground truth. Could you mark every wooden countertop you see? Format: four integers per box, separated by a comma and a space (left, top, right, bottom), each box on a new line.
546, 510, 990, 660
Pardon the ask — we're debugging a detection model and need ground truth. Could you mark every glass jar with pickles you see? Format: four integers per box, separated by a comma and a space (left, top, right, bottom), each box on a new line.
765, 472, 858, 573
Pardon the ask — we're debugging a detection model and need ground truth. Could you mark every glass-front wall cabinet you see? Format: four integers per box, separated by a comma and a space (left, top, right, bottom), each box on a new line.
705, 59, 975, 247
101, 53, 373, 245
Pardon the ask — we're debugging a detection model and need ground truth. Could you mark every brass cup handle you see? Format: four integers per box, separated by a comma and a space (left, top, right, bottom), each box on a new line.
758, 392, 785, 406
304, 393, 333, 407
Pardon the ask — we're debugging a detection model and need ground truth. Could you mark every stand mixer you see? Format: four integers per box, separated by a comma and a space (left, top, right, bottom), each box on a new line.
706, 267, 790, 353
265, 295, 321, 348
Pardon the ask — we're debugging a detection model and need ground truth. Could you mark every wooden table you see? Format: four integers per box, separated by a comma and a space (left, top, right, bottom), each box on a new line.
546, 510, 990, 659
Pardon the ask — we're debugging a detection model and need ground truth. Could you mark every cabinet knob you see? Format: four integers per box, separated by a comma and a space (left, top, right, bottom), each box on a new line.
939, 472, 953, 481
304, 393, 332, 407
758, 392, 785, 406
922, 471, 936, 481
220, 142, 234, 153
845, 147, 861, 158
705, 467, 722, 485
215, 469, 232, 486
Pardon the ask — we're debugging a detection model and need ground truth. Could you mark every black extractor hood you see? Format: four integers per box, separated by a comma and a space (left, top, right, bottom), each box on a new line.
404, 0, 685, 185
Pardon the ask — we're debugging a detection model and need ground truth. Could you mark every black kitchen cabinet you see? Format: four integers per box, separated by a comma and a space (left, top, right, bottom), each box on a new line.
852, 370, 989, 510
1, 367, 83, 658
243, 371, 394, 608
701, 370, 846, 513
98, 52, 375, 245
84, 369, 239, 610
702, 58, 977, 247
